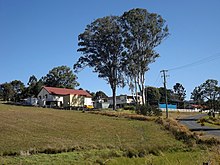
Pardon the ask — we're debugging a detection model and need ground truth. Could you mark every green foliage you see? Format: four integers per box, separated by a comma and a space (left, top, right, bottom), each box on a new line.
43, 65, 79, 89
92, 91, 108, 101
158, 87, 174, 103
23, 75, 44, 98
74, 15, 125, 110
191, 79, 220, 111
74, 8, 169, 109
173, 82, 186, 101
146, 86, 161, 105
136, 105, 162, 116
121, 8, 169, 105
123, 105, 135, 110
0, 80, 25, 102
0, 83, 14, 101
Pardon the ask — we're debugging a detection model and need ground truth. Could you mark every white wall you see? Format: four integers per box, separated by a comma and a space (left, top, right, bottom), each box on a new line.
84, 97, 93, 106
37, 88, 63, 106
107, 95, 142, 105
160, 108, 201, 112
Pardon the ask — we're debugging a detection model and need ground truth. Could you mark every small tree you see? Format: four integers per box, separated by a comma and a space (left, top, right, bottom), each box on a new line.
10, 80, 25, 102
23, 75, 44, 98
173, 83, 186, 101
191, 86, 203, 105
0, 83, 14, 101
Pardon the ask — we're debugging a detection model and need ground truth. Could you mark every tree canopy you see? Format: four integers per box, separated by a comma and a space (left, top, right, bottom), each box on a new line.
74, 16, 125, 110
74, 8, 169, 109
146, 86, 161, 105
173, 83, 186, 101
0, 83, 14, 101
121, 8, 169, 105
191, 79, 220, 111
0, 80, 25, 102
43, 65, 79, 89
23, 75, 44, 98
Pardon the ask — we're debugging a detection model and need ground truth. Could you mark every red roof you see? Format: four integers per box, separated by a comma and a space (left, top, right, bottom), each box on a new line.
43, 86, 92, 97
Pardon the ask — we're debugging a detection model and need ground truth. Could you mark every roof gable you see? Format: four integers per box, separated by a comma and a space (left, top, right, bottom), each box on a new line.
43, 87, 92, 97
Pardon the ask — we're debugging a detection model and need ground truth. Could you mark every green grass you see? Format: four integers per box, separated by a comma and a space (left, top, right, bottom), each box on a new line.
1, 149, 219, 165
198, 116, 220, 128
0, 104, 184, 155
0, 104, 219, 164
0, 149, 122, 165
107, 150, 220, 165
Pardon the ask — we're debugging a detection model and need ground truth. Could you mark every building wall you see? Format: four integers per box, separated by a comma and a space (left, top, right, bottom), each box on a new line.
63, 95, 93, 108
84, 97, 93, 106
37, 88, 63, 107
25, 97, 38, 106
37, 89, 50, 106
107, 95, 143, 106
63, 94, 83, 107
38, 88, 92, 108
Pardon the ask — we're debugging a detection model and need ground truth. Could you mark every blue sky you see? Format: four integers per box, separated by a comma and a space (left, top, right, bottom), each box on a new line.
1, 0, 220, 99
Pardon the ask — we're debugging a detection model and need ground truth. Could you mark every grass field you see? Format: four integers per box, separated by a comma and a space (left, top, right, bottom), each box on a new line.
0, 104, 219, 164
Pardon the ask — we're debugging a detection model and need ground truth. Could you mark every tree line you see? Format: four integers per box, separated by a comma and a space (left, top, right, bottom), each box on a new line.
191, 79, 220, 112
0, 66, 79, 102
146, 80, 220, 112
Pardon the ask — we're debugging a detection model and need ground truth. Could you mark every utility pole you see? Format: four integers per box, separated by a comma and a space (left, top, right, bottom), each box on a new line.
161, 70, 169, 118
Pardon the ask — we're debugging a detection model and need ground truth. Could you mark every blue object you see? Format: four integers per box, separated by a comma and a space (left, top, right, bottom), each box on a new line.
159, 104, 177, 109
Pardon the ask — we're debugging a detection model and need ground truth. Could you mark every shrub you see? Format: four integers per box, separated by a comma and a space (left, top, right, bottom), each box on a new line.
197, 137, 220, 145
123, 105, 135, 110
209, 116, 217, 122
136, 105, 162, 116
199, 118, 206, 126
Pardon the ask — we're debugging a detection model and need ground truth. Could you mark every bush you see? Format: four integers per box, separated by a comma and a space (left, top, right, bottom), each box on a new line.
136, 105, 162, 116
123, 105, 135, 110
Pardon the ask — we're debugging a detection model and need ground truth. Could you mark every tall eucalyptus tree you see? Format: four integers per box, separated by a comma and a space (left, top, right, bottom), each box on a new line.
74, 16, 125, 110
121, 8, 169, 105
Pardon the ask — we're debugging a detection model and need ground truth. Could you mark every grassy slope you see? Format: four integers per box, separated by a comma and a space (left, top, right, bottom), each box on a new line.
0, 104, 183, 154
0, 104, 219, 164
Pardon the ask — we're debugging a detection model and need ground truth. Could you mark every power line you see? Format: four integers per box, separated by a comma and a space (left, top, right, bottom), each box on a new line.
168, 52, 220, 71
152, 72, 161, 86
